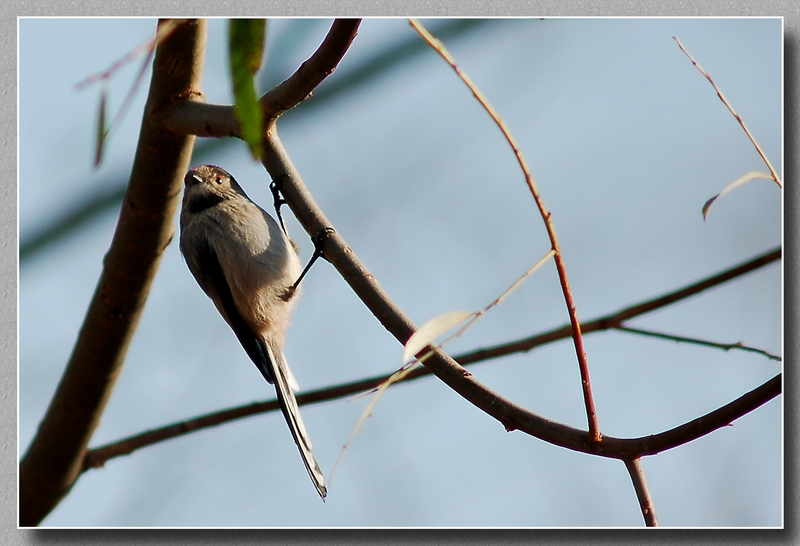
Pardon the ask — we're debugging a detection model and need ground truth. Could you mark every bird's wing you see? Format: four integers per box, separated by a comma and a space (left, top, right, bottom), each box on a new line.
185, 234, 275, 384
265, 339, 328, 500
184, 233, 326, 499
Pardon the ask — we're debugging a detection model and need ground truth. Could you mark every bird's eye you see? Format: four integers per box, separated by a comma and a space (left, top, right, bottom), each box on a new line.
215, 176, 223, 184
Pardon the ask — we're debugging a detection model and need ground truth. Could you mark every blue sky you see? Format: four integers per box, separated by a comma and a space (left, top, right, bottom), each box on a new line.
19, 17, 782, 527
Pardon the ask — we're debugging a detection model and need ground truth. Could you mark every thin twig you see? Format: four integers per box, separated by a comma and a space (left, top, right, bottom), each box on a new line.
616, 325, 781, 362
77, 20, 188, 168
75, 20, 186, 91
408, 18, 600, 443
674, 36, 782, 188
408, 249, 556, 372
624, 458, 659, 527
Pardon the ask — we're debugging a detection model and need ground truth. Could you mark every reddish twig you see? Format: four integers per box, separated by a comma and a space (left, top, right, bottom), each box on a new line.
408, 18, 600, 442
674, 36, 781, 188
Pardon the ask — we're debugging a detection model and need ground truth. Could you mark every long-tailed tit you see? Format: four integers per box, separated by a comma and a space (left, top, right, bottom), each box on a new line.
179, 164, 326, 499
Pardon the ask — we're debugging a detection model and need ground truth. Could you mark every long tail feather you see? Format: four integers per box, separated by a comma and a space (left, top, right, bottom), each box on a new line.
265, 339, 327, 500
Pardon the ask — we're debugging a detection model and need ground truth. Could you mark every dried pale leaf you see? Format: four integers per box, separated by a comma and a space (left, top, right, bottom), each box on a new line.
228, 19, 266, 159
403, 310, 474, 364
702, 170, 774, 220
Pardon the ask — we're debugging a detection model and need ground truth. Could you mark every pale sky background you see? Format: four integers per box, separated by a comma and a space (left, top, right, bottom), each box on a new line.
19, 17, 782, 527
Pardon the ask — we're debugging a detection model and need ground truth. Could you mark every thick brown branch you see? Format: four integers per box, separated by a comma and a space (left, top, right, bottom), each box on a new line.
19, 19, 206, 527
157, 100, 241, 138
605, 373, 781, 458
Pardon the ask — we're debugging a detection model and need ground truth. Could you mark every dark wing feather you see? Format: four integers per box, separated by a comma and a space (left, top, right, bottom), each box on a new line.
190, 235, 275, 384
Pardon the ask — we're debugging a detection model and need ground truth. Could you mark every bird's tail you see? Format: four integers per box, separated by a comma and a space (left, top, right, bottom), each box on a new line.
265, 339, 327, 500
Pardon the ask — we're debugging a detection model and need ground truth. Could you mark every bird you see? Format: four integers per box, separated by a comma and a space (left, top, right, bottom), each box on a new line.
178, 164, 326, 500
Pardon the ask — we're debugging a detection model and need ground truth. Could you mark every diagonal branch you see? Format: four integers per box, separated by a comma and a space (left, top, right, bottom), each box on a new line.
674, 36, 782, 188
19, 19, 206, 527
25, 18, 361, 523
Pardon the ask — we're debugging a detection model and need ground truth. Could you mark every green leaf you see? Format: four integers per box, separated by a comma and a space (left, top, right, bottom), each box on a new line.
228, 19, 266, 159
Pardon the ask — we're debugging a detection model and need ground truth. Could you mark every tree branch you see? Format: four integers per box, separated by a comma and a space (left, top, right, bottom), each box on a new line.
82, 366, 780, 471
157, 19, 362, 139
85, 243, 780, 476
257, 128, 783, 464
259, 19, 361, 119
624, 458, 658, 527
409, 18, 600, 442
247, 28, 782, 464
78, 15, 781, 491
614, 325, 781, 361
19, 19, 206, 527
608, 373, 781, 458
22, 18, 361, 525
455, 247, 781, 365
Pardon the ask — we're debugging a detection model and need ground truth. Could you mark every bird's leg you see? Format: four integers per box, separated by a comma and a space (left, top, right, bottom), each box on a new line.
291, 227, 336, 293
269, 175, 289, 236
